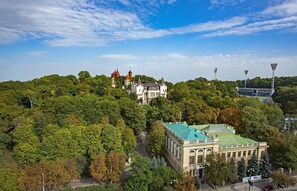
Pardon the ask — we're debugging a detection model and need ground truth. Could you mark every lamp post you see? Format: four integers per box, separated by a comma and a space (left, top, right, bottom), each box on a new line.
244, 70, 248, 88
247, 168, 255, 191
271, 63, 277, 95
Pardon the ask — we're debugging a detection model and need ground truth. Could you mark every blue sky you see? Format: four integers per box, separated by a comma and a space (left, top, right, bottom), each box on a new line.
0, 0, 297, 83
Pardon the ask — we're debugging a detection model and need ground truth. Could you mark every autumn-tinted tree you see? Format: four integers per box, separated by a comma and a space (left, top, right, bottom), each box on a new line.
173, 173, 196, 191
106, 151, 126, 183
271, 172, 297, 187
218, 108, 243, 133
89, 153, 107, 182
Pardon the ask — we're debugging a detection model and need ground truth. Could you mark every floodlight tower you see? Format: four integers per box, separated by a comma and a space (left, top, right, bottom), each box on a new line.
271, 63, 277, 94
244, 70, 248, 88
214, 68, 217, 80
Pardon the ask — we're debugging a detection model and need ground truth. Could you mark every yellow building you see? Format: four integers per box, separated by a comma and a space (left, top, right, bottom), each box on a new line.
163, 122, 267, 177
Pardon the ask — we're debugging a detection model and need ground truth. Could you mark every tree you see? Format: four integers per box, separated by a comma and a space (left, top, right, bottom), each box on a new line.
123, 156, 152, 191
119, 98, 146, 134
0, 162, 19, 191
101, 124, 123, 153
106, 151, 126, 183
147, 121, 165, 156
241, 107, 267, 137
259, 151, 271, 178
19, 162, 48, 191
271, 172, 297, 187
89, 153, 107, 182
122, 127, 136, 154
229, 157, 238, 183
247, 152, 259, 176
238, 157, 247, 180
218, 108, 243, 133
205, 152, 230, 186
84, 124, 104, 158
150, 165, 177, 189
150, 156, 167, 170
173, 174, 196, 191
78, 71, 91, 83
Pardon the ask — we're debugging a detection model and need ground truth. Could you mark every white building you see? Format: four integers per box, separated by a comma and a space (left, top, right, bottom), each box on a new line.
131, 78, 167, 104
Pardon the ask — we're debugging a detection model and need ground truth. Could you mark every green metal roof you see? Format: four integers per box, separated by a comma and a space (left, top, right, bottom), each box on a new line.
192, 124, 235, 135
192, 124, 257, 147
164, 123, 209, 141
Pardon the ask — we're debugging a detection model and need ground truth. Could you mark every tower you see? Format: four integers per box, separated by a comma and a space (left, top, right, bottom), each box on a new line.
111, 66, 120, 87
271, 63, 277, 95
244, 70, 248, 88
214, 68, 217, 80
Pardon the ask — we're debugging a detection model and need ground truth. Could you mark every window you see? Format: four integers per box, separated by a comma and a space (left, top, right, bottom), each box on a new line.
233, 152, 236, 158
227, 152, 231, 158
221, 153, 226, 159
198, 155, 203, 163
189, 156, 195, 164
248, 150, 251, 156
238, 151, 241, 157
243, 151, 246, 157
149, 92, 155, 98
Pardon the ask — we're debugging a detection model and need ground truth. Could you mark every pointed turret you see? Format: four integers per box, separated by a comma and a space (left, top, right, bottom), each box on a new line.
161, 77, 165, 85
137, 77, 142, 85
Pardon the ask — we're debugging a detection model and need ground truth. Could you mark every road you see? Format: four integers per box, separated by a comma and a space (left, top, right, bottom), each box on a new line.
135, 131, 151, 159
219, 178, 297, 191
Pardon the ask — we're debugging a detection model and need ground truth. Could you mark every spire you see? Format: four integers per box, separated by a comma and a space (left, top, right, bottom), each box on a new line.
137, 77, 142, 85
161, 77, 165, 85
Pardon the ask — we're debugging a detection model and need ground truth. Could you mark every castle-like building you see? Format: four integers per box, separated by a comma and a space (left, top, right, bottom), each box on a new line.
111, 68, 132, 88
110, 68, 167, 104
131, 78, 167, 104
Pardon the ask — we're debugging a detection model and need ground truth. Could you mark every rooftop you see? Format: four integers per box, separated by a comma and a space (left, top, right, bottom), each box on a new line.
163, 123, 209, 141
165, 123, 259, 147
192, 124, 235, 135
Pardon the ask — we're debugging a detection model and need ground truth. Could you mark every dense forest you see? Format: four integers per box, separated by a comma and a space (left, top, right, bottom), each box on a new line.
0, 71, 297, 190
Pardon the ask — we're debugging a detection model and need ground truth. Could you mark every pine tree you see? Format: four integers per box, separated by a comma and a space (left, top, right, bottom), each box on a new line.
259, 151, 271, 178
229, 157, 238, 183
247, 152, 259, 176
238, 157, 247, 180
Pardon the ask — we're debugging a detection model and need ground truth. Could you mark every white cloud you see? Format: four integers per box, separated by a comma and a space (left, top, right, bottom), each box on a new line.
98, 54, 139, 61
0, 0, 246, 46
210, 0, 245, 6
262, 0, 297, 17
26, 51, 48, 56
206, 16, 297, 37
0, 0, 296, 46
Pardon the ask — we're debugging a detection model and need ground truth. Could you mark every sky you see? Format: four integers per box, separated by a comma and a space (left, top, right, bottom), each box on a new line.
0, 0, 297, 83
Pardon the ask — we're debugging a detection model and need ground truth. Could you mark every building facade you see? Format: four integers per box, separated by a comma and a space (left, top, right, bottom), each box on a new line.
111, 68, 132, 88
131, 78, 167, 104
236, 87, 273, 97
163, 122, 267, 177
